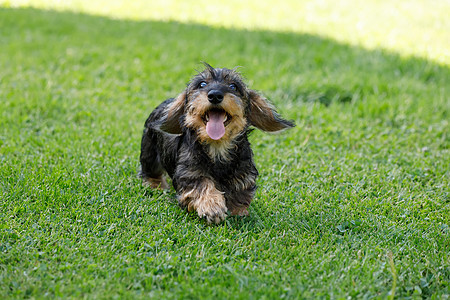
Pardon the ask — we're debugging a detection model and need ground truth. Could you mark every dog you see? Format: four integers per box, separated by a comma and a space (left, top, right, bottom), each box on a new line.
139, 63, 295, 223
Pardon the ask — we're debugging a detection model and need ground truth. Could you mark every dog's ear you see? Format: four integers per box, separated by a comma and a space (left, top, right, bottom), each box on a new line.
159, 92, 186, 134
248, 90, 295, 132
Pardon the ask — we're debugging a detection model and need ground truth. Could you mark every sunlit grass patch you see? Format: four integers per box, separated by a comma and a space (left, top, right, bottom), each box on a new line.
2, 0, 449, 63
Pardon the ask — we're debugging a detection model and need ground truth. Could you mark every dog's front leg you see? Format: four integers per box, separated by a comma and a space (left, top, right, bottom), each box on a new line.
177, 178, 227, 224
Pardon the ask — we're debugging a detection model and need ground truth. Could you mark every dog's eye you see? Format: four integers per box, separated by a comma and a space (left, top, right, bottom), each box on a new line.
229, 83, 237, 91
199, 81, 207, 88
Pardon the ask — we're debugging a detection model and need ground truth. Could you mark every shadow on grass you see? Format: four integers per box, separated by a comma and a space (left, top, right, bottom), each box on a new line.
1, 7, 447, 108
1, 7, 448, 232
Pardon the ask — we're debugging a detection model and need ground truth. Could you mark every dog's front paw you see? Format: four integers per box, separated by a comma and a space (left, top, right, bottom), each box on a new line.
197, 201, 227, 224
179, 179, 227, 224
142, 175, 169, 190
229, 206, 249, 217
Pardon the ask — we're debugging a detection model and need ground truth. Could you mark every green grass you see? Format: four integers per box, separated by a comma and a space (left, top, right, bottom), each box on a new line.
3, 0, 449, 63
0, 2, 449, 299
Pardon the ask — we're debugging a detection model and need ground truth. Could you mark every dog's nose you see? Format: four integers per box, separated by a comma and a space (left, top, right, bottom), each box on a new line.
207, 90, 224, 104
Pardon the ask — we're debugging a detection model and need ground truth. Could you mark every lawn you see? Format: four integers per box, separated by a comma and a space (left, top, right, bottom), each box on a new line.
0, 1, 449, 299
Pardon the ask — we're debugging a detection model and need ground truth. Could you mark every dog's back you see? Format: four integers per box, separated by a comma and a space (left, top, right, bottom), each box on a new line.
140, 98, 179, 187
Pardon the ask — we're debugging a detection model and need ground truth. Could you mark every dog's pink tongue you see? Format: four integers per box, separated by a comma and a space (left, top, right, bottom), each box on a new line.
206, 111, 226, 140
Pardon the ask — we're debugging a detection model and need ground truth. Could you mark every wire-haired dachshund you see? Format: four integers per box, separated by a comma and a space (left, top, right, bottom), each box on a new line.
140, 63, 295, 223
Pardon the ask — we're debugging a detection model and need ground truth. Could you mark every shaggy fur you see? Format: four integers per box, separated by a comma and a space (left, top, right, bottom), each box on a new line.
140, 63, 295, 223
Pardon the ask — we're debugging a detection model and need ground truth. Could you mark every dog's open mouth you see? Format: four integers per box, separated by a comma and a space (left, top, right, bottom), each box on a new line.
202, 108, 232, 140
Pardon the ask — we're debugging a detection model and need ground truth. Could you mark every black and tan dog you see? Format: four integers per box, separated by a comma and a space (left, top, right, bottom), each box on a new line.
140, 63, 295, 223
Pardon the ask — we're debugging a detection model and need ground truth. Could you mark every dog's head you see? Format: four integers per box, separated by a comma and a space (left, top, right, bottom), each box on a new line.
160, 63, 295, 147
